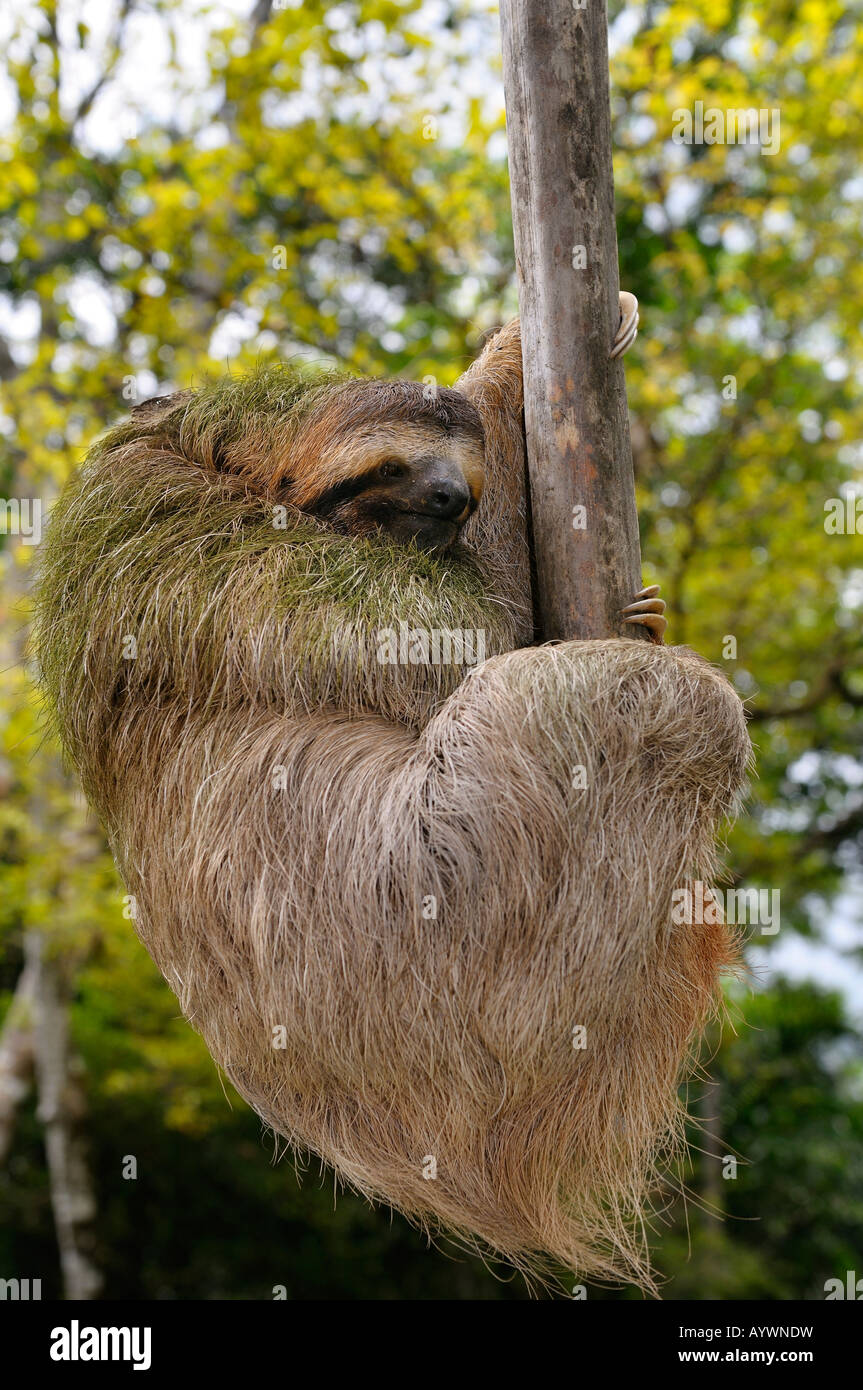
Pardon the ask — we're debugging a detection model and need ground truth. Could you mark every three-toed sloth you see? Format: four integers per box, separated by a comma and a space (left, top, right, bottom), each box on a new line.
37, 289, 748, 1287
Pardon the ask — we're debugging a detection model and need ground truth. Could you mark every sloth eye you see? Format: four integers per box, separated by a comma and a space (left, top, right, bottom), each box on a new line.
377, 460, 405, 480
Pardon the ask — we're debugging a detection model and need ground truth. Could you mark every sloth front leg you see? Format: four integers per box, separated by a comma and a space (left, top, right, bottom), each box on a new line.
457, 291, 640, 637
471, 288, 638, 378
456, 317, 532, 633
621, 584, 667, 643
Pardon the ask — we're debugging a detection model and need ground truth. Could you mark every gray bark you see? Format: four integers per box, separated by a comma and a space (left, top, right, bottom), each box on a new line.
499, 0, 646, 641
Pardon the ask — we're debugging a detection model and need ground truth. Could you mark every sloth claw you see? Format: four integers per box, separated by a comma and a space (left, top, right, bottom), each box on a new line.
622, 602, 665, 616
622, 612, 667, 633
610, 291, 639, 359
621, 584, 667, 643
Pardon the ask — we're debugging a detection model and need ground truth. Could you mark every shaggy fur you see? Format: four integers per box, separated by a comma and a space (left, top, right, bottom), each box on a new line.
34, 324, 750, 1288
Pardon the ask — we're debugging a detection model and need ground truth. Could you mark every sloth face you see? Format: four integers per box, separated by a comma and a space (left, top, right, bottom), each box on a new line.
306, 423, 485, 552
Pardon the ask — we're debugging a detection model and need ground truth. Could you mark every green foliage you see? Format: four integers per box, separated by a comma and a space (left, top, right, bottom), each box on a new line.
659, 981, 863, 1300
1, 0, 861, 1299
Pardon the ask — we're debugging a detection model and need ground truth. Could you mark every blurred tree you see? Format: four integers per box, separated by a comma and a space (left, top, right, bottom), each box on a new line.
655, 980, 863, 1301
0, 0, 861, 1299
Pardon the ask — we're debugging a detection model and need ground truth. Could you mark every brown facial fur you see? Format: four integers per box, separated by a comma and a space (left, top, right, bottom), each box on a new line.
168, 374, 488, 553
278, 381, 485, 499
299, 422, 484, 550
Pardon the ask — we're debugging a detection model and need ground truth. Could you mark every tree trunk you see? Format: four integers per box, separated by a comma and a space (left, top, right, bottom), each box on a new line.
0, 953, 36, 1164
30, 934, 103, 1301
499, 0, 645, 641
0, 446, 103, 1297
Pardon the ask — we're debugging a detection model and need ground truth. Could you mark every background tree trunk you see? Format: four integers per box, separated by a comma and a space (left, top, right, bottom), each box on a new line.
30, 933, 103, 1301
0, 952, 36, 1165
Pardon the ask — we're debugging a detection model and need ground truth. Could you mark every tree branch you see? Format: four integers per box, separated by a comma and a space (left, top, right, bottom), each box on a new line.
747, 653, 863, 722
72, 0, 136, 129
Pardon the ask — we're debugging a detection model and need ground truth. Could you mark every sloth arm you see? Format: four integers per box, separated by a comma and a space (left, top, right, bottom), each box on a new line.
453, 296, 642, 637
455, 300, 665, 644
455, 320, 533, 629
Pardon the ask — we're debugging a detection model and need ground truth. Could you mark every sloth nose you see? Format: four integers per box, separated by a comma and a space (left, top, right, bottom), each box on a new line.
425, 477, 471, 520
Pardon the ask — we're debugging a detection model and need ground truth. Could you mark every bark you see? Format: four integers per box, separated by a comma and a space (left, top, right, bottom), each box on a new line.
499, 0, 645, 640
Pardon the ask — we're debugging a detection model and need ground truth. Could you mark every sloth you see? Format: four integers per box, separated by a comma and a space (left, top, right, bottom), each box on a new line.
35, 287, 749, 1288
